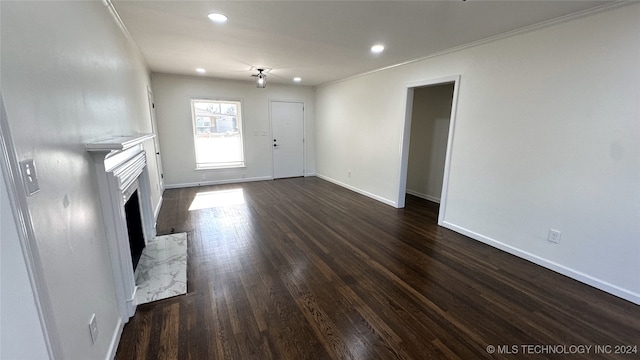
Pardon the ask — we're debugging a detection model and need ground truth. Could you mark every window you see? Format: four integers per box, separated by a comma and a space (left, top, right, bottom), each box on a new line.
190, 99, 245, 169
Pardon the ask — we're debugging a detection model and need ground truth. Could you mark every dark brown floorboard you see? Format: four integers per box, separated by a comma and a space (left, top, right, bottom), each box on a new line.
116, 177, 639, 359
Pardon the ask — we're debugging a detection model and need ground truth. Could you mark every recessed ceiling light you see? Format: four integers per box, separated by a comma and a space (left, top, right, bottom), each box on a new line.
207, 13, 228, 23
293, 77, 302, 82
371, 44, 385, 54
196, 68, 206, 74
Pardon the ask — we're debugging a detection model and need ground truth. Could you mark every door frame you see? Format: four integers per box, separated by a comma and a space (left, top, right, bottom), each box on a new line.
269, 100, 306, 179
147, 86, 164, 193
397, 75, 461, 225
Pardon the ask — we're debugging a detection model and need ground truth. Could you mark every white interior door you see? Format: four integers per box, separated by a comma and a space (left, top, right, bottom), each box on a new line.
271, 101, 304, 179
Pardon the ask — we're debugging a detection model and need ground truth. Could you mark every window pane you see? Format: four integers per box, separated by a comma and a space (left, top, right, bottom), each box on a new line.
191, 99, 244, 169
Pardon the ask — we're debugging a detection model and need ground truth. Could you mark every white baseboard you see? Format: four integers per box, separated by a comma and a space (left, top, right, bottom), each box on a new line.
106, 316, 124, 360
165, 174, 639, 305
440, 220, 640, 305
165, 176, 273, 189
406, 189, 440, 203
316, 174, 397, 207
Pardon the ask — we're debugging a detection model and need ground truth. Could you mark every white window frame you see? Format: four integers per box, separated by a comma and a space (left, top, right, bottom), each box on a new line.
190, 98, 246, 170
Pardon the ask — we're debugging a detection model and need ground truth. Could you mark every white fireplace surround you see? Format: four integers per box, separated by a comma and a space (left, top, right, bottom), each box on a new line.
87, 134, 156, 321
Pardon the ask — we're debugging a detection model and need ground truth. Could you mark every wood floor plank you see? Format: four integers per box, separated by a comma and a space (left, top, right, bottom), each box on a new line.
156, 302, 180, 360
116, 177, 640, 360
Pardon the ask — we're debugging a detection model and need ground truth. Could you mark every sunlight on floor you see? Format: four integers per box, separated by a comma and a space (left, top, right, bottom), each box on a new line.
188, 189, 245, 211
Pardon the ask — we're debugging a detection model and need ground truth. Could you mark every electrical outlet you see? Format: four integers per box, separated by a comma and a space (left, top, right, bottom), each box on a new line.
348, 171, 352, 178
548, 229, 561, 244
89, 314, 98, 344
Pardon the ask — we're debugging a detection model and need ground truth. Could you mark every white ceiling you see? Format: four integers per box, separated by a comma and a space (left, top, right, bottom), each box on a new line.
112, 0, 610, 87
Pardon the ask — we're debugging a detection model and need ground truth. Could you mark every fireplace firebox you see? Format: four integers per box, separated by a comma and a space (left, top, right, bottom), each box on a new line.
124, 189, 145, 270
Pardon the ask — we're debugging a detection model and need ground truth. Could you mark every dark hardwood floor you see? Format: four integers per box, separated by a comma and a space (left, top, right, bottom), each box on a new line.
116, 177, 639, 359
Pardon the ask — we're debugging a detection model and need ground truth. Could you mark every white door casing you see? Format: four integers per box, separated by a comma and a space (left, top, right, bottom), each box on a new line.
398, 75, 461, 226
147, 86, 164, 192
271, 101, 304, 179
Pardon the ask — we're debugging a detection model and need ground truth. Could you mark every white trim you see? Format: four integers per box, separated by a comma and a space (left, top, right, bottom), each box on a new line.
397, 85, 414, 208
154, 194, 163, 221
189, 98, 247, 170
441, 221, 640, 305
88, 147, 156, 320
105, 316, 123, 360
164, 175, 273, 189
147, 85, 165, 194
194, 165, 246, 171
405, 189, 440, 204
316, 174, 397, 208
319, 2, 630, 87
438, 78, 460, 225
304, 172, 317, 177
86, 133, 155, 152
397, 75, 460, 227
102, 0, 148, 69
0, 92, 62, 358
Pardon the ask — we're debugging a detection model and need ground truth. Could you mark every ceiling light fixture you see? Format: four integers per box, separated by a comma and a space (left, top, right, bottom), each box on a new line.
196, 68, 206, 74
293, 77, 302, 83
371, 44, 385, 54
207, 13, 228, 23
254, 69, 267, 88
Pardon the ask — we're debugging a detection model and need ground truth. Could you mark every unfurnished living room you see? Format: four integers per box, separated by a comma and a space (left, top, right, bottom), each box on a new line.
1, 1, 639, 359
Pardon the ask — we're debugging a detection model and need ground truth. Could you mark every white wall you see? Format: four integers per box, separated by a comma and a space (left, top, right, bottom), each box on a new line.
316, 4, 640, 303
406, 84, 453, 202
151, 73, 316, 187
1, 1, 161, 358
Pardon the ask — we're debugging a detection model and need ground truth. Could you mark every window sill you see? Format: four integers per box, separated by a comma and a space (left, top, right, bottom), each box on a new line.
195, 165, 246, 171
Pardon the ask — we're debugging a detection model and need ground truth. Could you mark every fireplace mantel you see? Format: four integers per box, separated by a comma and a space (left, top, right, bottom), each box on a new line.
86, 133, 155, 153
87, 133, 156, 321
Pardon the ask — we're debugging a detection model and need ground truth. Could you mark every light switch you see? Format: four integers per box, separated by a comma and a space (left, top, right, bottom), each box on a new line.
19, 159, 40, 195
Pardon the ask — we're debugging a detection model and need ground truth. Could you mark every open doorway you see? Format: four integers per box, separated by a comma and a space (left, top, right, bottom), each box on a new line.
397, 76, 460, 225
407, 84, 454, 203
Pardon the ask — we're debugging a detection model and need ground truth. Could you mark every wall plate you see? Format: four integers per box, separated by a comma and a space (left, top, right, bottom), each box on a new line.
19, 159, 40, 196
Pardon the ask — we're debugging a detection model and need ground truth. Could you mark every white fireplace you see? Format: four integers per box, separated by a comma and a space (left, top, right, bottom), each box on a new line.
87, 134, 156, 321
